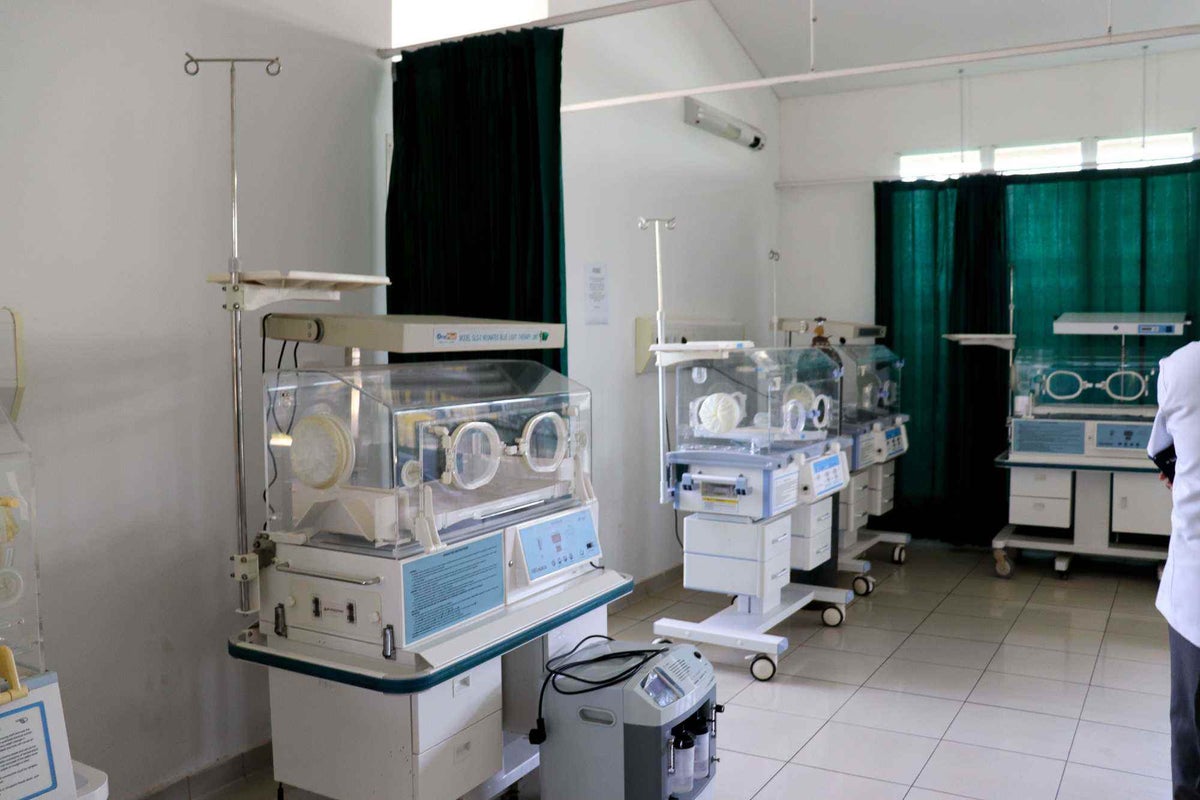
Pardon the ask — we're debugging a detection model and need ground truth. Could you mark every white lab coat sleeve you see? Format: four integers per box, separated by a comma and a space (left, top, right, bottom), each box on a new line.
1148, 363, 1173, 458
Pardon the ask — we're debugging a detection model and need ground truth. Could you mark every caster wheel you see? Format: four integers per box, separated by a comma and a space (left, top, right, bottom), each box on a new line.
1055, 569, 1069, 581
852, 575, 872, 596
891, 545, 907, 565
1158, 562, 1165, 581
994, 554, 1014, 579
277, 784, 285, 800
822, 606, 844, 627
750, 654, 776, 682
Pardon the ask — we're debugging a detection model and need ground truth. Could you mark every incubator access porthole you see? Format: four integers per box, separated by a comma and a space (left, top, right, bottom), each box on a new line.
521, 411, 569, 473
0, 568, 25, 609
447, 421, 503, 490
291, 413, 356, 490
879, 379, 895, 408
1043, 370, 1086, 401
859, 378, 880, 411
811, 394, 833, 430
781, 399, 806, 437
1101, 369, 1148, 402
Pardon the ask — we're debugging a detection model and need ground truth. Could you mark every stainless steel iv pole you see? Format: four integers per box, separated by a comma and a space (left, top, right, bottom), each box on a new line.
185, 52, 280, 614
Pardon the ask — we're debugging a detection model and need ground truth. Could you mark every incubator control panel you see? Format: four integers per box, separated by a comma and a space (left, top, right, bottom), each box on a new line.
517, 507, 599, 581
808, 454, 847, 498
882, 425, 908, 459
1095, 422, 1152, 451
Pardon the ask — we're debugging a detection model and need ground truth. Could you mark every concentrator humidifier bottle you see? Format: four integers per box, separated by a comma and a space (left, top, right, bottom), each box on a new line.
671, 731, 696, 794
688, 714, 711, 779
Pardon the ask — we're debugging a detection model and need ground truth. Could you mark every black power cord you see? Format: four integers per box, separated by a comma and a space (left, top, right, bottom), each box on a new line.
528, 634, 667, 745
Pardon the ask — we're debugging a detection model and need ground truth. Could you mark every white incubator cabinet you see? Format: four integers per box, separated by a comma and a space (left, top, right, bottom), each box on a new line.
232, 360, 631, 800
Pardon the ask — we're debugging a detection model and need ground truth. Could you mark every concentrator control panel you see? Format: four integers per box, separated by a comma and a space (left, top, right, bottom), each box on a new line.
640, 668, 683, 708
516, 506, 600, 582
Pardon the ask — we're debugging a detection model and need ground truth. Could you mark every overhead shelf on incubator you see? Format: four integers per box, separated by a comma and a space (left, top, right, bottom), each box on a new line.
208, 269, 391, 310
942, 333, 1017, 350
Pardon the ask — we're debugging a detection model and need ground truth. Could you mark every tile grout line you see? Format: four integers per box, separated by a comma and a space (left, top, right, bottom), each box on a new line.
835, 549, 993, 795
745, 547, 973, 799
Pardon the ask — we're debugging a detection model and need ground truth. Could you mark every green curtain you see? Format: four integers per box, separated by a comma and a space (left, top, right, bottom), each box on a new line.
875, 176, 1010, 543
1006, 163, 1200, 364
386, 29, 567, 370
876, 161, 1200, 544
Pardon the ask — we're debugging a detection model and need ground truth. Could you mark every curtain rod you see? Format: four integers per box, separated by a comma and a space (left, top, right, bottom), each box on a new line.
562, 22, 1200, 113
378, 0, 692, 58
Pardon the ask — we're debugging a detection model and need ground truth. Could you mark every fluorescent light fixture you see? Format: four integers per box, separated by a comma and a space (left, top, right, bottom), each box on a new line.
683, 97, 766, 151
899, 150, 981, 181
1097, 132, 1195, 169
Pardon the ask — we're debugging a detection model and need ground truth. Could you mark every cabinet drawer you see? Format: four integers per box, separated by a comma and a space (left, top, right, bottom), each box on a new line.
1009, 495, 1071, 528
412, 658, 502, 752
868, 462, 895, 492
791, 527, 831, 571
683, 514, 790, 562
794, 498, 833, 537
415, 710, 502, 800
1010, 468, 1072, 500
839, 507, 870, 533
1112, 472, 1173, 536
684, 552, 759, 596
868, 489, 894, 516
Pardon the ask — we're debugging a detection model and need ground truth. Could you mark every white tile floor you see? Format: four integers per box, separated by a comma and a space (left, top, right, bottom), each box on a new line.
209, 541, 1172, 800
628, 541, 1173, 800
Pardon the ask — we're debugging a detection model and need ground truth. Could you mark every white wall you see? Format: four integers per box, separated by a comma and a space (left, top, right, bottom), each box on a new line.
561, 1, 780, 583
776, 48, 1200, 324
0, 2, 390, 797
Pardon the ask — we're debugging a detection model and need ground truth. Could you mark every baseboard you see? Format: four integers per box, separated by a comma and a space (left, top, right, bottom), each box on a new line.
139, 742, 272, 800
607, 563, 682, 614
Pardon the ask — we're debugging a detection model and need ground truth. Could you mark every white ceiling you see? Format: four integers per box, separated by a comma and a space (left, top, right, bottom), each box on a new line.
707, 0, 1200, 97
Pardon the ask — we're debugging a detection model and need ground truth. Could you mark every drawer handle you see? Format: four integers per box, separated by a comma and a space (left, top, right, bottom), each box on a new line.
1033, 502, 1045, 511
771, 533, 790, 545
771, 567, 789, 580
453, 674, 471, 695
453, 741, 472, 764
276, 562, 381, 586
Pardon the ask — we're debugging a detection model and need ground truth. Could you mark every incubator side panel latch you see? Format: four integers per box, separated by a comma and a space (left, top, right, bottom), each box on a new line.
273, 603, 288, 637
382, 624, 397, 660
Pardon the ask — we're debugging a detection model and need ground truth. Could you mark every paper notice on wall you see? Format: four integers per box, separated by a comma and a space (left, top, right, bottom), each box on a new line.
584, 263, 609, 325
0, 701, 56, 800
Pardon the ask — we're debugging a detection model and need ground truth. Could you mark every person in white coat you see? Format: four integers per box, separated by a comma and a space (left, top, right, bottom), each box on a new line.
1149, 341, 1200, 800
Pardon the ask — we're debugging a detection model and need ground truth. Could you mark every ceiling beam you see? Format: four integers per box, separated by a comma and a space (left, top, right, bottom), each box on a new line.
561, 22, 1200, 112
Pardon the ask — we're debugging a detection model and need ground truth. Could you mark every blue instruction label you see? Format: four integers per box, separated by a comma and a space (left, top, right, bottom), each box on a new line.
1013, 420, 1086, 455
402, 535, 504, 645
